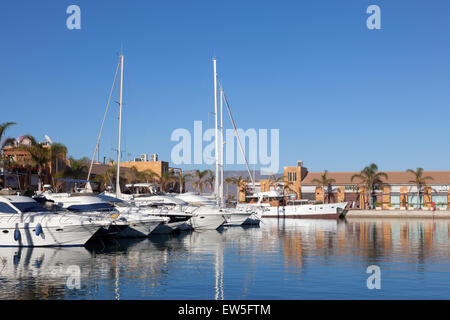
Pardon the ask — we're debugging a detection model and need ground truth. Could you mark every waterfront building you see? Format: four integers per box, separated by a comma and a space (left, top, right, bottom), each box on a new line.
242, 161, 450, 210
1, 136, 68, 191
119, 155, 182, 192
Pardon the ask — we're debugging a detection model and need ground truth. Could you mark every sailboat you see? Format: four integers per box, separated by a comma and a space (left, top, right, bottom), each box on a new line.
100, 55, 224, 231
184, 58, 256, 226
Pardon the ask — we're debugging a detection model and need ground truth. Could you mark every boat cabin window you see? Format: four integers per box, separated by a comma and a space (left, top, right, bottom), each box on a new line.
11, 202, 48, 213
109, 201, 130, 208
67, 203, 115, 212
0, 202, 18, 214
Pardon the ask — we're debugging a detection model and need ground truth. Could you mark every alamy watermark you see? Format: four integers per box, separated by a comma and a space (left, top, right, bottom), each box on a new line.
366, 5, 381, 30
171, 121, 280, 174
66, 5, 81, 30
366, 265, 381, 290
49, 265, 81, 290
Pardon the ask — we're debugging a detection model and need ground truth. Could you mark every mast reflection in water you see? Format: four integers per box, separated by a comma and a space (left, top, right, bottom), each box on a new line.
0, 218, 449, 299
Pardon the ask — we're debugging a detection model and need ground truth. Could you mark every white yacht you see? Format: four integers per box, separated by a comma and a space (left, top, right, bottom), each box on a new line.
98, 193, 192, 234
0, 196, 109, 247
103, 184, 226, 230
239, 190, 348, 219
175, 192, 259, 226
37, 192, 167, 238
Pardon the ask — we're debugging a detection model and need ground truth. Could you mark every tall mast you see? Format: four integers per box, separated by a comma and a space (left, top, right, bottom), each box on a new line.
213, 58, 219, 205
116, 54, 124, 197
220, 87, 224, 206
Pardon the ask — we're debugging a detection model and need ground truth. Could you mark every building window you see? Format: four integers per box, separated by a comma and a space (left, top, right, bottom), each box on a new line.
287, 172, 296, 182
390, 195, 400, 209
408, 195, 423, 208
432, 195, 448, 209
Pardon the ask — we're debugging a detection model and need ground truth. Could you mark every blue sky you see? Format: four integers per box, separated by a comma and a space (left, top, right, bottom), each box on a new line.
2, 0, 450, 173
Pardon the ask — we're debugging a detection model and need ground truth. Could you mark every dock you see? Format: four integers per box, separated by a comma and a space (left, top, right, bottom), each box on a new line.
345, 210, 450, 219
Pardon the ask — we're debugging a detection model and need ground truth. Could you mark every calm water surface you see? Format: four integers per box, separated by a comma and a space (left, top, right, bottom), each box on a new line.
0, 218, 449, 299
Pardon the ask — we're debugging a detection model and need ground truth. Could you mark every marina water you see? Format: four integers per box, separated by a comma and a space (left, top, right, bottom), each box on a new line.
1, 218, 449, 299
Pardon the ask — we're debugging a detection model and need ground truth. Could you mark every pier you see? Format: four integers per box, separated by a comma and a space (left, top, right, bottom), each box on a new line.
345, 209, 450, 219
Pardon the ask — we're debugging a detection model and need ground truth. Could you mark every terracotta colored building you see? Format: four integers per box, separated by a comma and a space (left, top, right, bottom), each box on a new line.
242, 162, 450, 209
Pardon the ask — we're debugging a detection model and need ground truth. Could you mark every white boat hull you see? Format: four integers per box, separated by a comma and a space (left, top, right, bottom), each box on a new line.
0, 220, 104, 247
259, 202, 348, 218
223, 213, 252, 226
189, 213, 225, 230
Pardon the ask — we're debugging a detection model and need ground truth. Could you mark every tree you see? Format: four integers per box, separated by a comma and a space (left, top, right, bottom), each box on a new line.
205, 169, 215, 193
139, 169, 158, 183
158, 171, 176, 192
268, 174, 285, 192
0, 122, 16, 148
175, 171, 192, 194
224, 177, 234, 200
64, 157, 88, 179
16, 135, 51, 191
0, 122, 16, 168
351, 163, 388, 209
230, 175, 249, 203
49, 142, 67, 183
125, 166, 139, 184
311, 170, 336, 204
406, 168, 434, 209
191, 169, 209, 194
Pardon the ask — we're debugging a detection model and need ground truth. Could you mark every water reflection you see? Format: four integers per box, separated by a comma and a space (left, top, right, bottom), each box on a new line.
0, 218, 449, 299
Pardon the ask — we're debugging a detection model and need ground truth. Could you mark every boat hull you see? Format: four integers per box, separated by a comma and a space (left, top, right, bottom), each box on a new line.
259, 202, 348, 219
115, 218, 163, 238
223, 213, 252, 226
0, 223, 103, 247
189, 214, 225, 230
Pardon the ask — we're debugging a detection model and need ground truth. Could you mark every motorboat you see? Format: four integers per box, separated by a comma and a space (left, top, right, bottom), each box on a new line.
0, 196, 109, 247
98, 193, 191, 234
103, 184, 226, 230
174, 192, 257, 226
239, 190, 348, 219
36, 192, 167, 238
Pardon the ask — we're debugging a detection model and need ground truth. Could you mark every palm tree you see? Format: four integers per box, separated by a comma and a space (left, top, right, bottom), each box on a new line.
50, 142, 67, 175
125, 166, 139, 184
158, 171, 176, 192
351, 163, 388, 209
311, 170, 336, 204
406, 168, 434, 209
16, 135, 51, 191
0, 122, 16, 168
0, 122, 16, 148
64, 157, 88, 179
224, 177, 234, 201
230, 175, 249, 203
136, 169, 158, 183
268, 174, 285, 192
100, 161, 126, 191
205, 169, 215, 193
175, 171, 192, 194
191, 169, 209, 194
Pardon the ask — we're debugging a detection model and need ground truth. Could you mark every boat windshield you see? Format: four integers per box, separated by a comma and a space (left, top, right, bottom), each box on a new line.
111, 201, 131, 208
0, 202, 18, 214
67, 203, 115, 212
11, 201, 48, 213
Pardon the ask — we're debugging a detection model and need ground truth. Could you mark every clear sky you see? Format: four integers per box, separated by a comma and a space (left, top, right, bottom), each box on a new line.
2, 0, 450, 173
